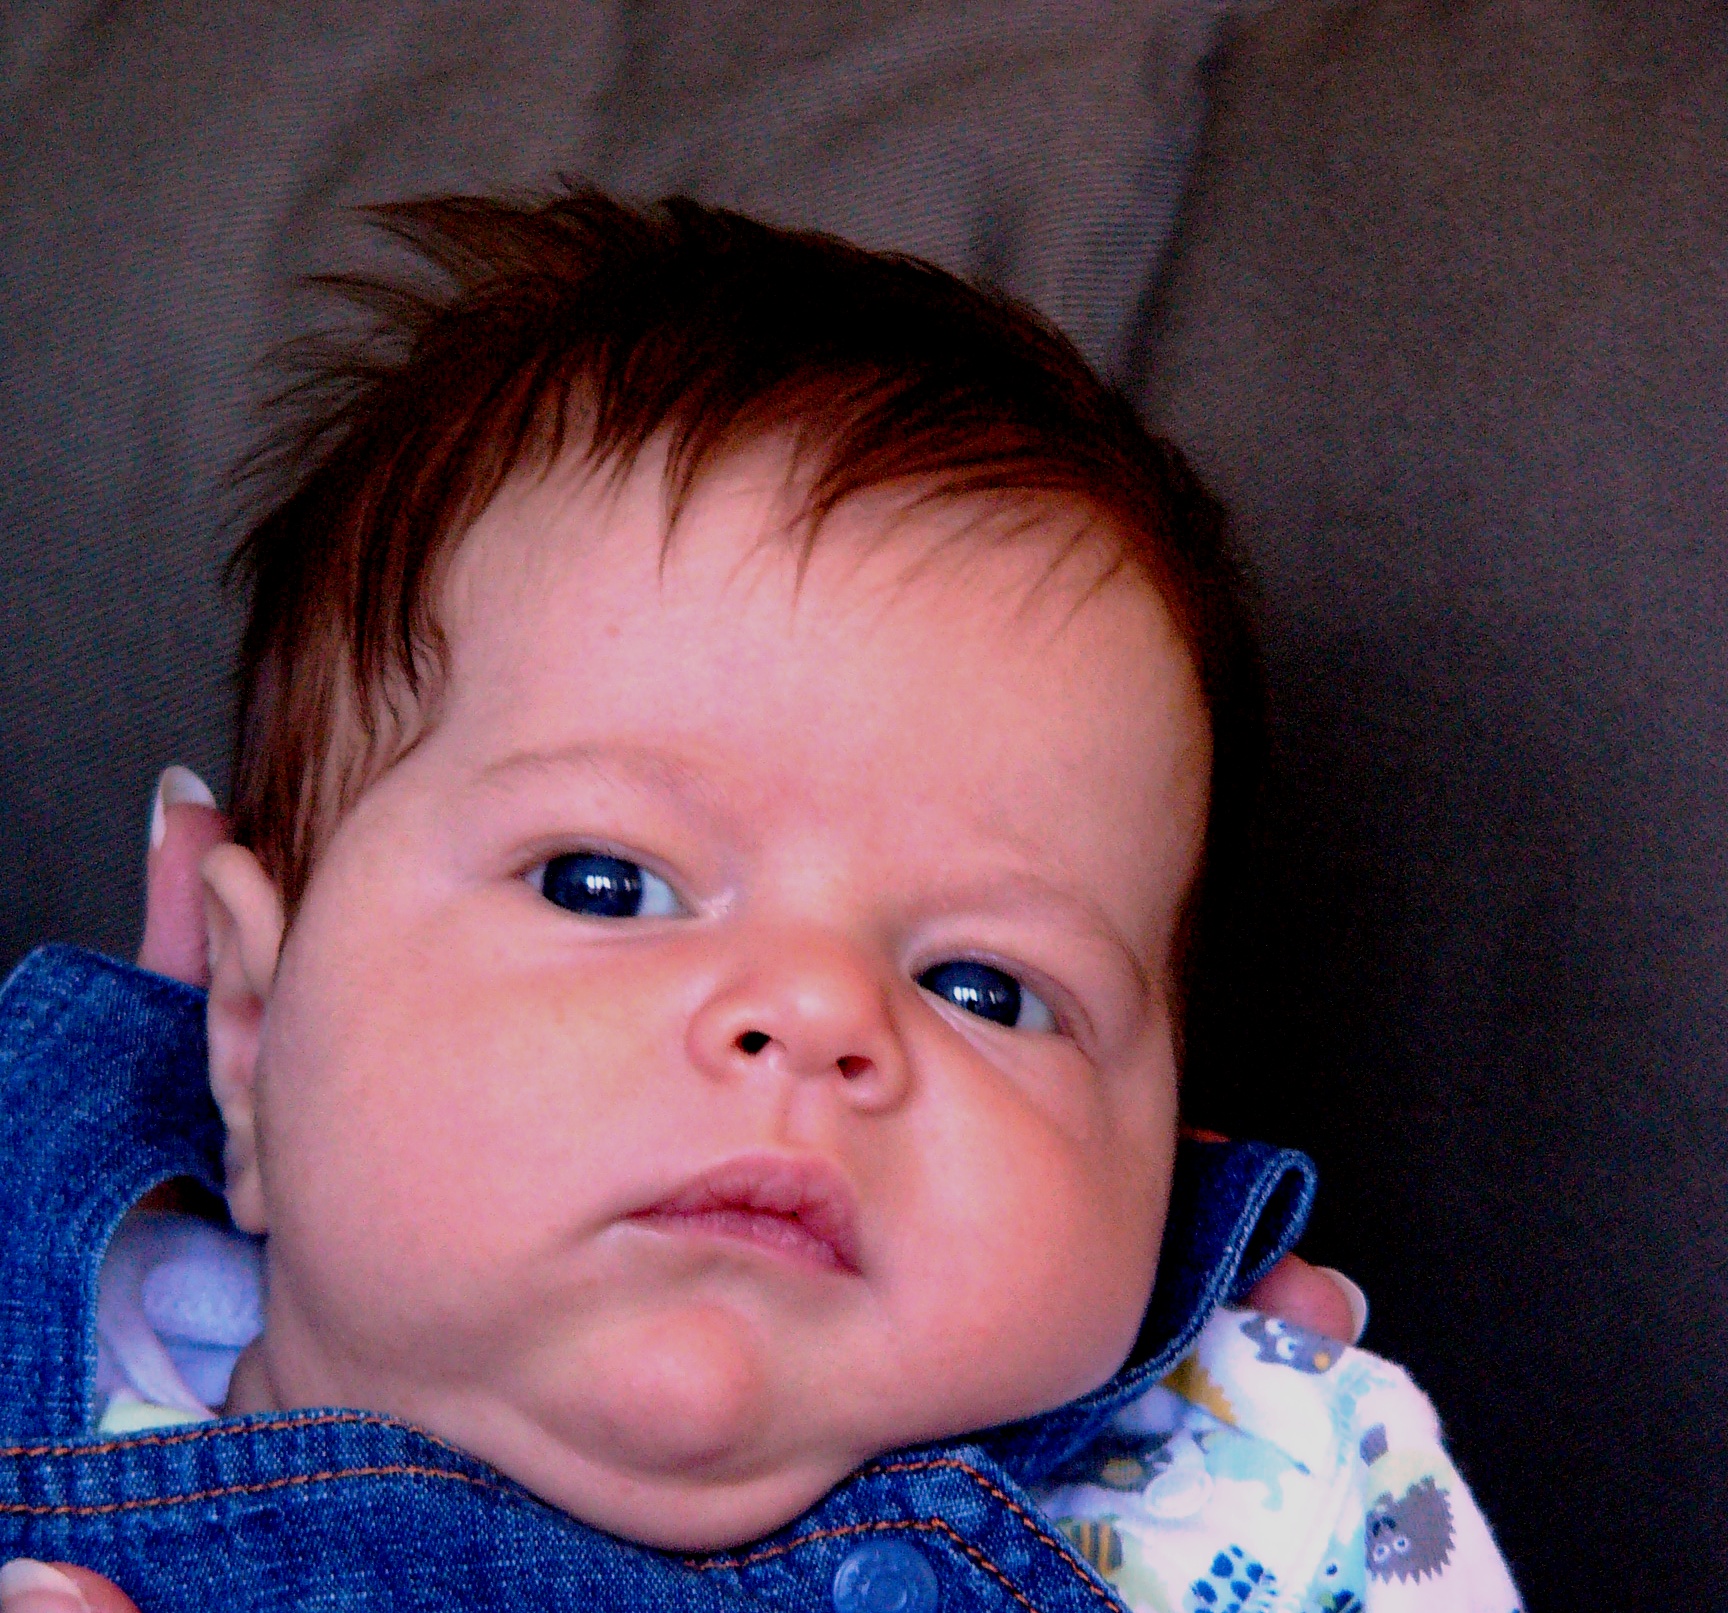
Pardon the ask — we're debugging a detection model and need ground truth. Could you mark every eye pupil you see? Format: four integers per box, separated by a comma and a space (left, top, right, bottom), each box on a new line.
918, 960, 1022, 1027
541, 852, 644, 918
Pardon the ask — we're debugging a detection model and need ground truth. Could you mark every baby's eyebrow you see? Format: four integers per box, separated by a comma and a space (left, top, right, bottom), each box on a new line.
468, 742, 724, 812
933, 867, 1153, 1000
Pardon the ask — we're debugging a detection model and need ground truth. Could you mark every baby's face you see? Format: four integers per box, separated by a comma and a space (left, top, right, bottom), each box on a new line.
217, 449, 1209, 1548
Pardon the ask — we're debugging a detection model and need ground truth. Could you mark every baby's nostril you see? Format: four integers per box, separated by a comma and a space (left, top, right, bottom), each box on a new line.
736, 1030, 770, 1056
836, 1055, 870, 1080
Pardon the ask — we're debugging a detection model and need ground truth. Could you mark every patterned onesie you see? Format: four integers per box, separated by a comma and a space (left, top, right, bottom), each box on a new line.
1032, 1308, 1521, 1613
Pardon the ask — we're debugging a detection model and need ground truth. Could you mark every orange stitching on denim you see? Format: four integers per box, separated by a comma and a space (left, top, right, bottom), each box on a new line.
0, 1463, 502, 1517
0, 1410, 469, 1461
688, 1517, 1042, 1612
865, 1456, 1119, 1607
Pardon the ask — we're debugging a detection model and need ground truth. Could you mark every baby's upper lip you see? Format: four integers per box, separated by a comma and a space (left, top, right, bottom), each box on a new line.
629, 1153, 863, 1274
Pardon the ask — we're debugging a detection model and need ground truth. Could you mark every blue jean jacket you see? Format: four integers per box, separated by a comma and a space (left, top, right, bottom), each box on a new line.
0, 946, 1315, 1612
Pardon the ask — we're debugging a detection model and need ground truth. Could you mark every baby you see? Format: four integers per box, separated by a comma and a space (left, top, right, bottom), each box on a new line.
0, 190, 1518, 1612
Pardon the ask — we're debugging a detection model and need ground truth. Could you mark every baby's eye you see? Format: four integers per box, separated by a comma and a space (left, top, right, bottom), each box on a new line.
531, 852, 682, 919
917, 960, 1056, 1033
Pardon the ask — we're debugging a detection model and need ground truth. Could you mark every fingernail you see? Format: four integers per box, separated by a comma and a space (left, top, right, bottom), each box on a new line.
1316, 1267, 1369, 1343
0, 1560, 91, 1612
150, 765, 217, 851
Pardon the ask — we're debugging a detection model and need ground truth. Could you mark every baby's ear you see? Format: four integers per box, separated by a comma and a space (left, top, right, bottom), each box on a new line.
202, 844, 285, 1236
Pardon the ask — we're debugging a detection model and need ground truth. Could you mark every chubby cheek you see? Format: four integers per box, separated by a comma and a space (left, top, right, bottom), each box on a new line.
883, 1055, 1175, 1435
252, 888, 678, 1366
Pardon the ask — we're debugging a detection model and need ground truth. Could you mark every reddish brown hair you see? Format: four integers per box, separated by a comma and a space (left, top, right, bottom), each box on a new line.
229, 187, 1263, 1031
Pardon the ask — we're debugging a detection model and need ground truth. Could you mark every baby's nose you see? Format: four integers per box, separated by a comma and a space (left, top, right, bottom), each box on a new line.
687, 934, 909, 1109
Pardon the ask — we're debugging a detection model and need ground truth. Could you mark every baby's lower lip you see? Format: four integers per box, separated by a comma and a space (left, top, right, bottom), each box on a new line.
629, 1207, 849, 1272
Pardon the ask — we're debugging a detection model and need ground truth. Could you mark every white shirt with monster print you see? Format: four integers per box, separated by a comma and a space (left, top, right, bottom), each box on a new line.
1031, 1308, 1521, 1613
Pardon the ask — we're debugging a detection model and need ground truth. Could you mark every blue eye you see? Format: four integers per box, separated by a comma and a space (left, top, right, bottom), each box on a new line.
533, 852, 681, 919
917, 960, 1056, 1033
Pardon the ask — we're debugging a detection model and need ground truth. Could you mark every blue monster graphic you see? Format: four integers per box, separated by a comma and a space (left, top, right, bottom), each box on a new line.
1367, 1477, 1455, 1582
1185, 1545, 1278, 1613
1239, 1314, 1341, 1373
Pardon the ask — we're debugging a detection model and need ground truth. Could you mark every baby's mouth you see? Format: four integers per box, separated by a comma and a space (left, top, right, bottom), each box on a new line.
628, 1154, 862, 1274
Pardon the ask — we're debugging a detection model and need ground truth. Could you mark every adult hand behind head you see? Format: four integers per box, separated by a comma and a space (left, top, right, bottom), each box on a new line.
138, 766, 230, 987
0, 771, 237, 1613
6, 766, 1366, 1613
1246, 1255, 1367, 1345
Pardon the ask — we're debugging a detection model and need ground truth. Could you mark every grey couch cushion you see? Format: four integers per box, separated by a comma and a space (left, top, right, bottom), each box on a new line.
1, 0, 628, 962
1142, 0, 1728, 1601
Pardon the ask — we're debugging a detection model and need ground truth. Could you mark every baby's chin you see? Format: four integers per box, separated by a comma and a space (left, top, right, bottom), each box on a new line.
481, 1418, 867, 1551
232, 1300, 880, 1550
484, 1301, 876, 1547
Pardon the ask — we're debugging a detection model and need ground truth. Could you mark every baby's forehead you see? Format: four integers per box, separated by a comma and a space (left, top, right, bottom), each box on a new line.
454, 445, 1185, 662
435, 451, 1210, 881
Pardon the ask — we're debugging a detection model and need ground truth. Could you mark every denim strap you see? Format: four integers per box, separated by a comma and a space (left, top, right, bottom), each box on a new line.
0, 947, 221, 1436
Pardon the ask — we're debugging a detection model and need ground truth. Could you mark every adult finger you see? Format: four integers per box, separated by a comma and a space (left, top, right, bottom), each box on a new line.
1245, 1254, 1368, 1345
0, 1561, 142, 1613
138, 765, 230, 986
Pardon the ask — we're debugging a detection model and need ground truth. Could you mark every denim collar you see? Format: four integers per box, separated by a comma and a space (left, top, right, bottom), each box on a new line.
0, 944, 1315, 1486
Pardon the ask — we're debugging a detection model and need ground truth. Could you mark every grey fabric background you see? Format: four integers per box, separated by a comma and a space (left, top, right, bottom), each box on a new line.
1143, 1, 1728, 1601
2, 1, 1721, 1606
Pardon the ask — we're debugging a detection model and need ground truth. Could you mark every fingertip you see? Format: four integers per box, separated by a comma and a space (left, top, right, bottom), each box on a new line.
1244, 1253, 1362, 1345
149, 766, 216, 853
0, 1560, 90, 1612
140, 768, 230, 986
1315, 1266, 1369, 1344
48, 1569, 140, 1613
159, 764, 217, 812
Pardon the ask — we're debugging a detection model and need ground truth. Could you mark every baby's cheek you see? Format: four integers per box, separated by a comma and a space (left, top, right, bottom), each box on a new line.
904, 1146, 1165, 1433
1014, 1195, 1162, 1399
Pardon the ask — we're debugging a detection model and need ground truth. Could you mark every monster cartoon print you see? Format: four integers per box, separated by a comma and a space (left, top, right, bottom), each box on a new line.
1030, 1313, 1521, 1613
1194, 1424, 1305, 1511
1356, 1422, 1458, 1584
1059, 1518, 1125, 1577
1239, 1314, 1341, 1374
1366, 1477, 1456, 1584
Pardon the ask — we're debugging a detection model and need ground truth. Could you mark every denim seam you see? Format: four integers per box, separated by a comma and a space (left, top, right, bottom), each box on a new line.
0, 1464, 505, 1516
868, 1456, 1116, 1604
688, 1456, 1123, 1612
4, 957, 105, 1428
1228, 1155, 1318, 1298
687, 1517, 1047, 1612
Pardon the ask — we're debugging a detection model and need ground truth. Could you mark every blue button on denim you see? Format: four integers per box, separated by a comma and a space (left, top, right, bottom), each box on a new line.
0, 946, 1317, 1612
832, 1538, 940, 1613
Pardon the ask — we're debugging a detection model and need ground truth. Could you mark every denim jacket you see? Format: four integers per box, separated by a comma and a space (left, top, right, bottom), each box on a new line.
0, 945, 1315, 1613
